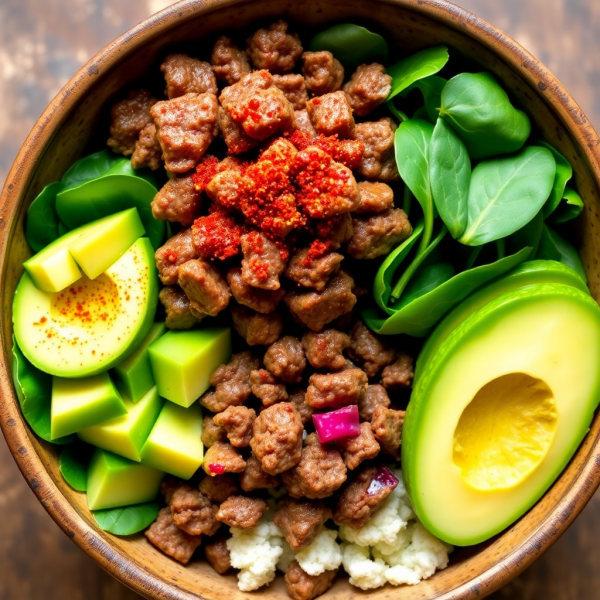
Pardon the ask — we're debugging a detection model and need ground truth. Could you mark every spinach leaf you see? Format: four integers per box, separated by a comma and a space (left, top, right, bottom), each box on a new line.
439, 72, 531, 160
429, 117, 471, 239
405, 75, 447, 123
387, 102, 408, 123
551, 186, 584, 223
459, 146, 556, 246
540, 142, 573, 218
25, 182, 64, 252
308, 24, 388, 67
537, 224, 587, 282
508, 210, 544, 257
92, 501, 161, 536
395, 263, 455, 309
59, 443, 93, 492
413, 106, 430, 121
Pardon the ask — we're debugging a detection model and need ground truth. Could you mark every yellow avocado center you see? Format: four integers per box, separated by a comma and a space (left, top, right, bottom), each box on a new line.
453, 373, 558, 491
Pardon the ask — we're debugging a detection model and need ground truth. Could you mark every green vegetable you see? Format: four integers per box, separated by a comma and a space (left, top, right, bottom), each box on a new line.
59, 443, 93, 492
25, 182, 64, 253
405, 75, 447, 123
551, 186, 584, 223
439, 72, 531, 160
429, 118, 471, 239
540, 142, 573, 217
62, 150, 121, 188
92, 501, 161, 536
537, 225, 587, 282
459, 146, 556, 246
395, 263, 455, 309
508, 210, 544, 257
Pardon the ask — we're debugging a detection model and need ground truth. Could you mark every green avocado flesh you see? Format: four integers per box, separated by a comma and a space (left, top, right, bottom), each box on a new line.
13, 237, 158, 378
403, 283, 600, 546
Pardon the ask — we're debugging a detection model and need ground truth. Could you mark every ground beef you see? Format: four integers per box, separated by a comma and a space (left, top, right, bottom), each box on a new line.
273, 497, 332, 550
273, 74, 308, 110
167, 483, 220, 536
355, 181, 394, 214
285, 248, 344, 291
302, 51, 344, 96
107, 89, 156, 156
295, 109, 317, 138
358, 384, 391, 422
285, 271, 356, 332
282, 433, 347, 499
131, 122, 162, 171
204, 536, 232, 574
343, 63, 392, 116
159, 286, 204, 330
178, 259, 231, 316
213, 406, 256, 448
250, 402, 304, 475
151, 92, 219, 173
241, 231, 286, 290
219, 105, 260, 154
285, 562, 337, 600
347, 321, 396, 378
230, 304, 284, 346
318, 213, 353, 251
145, 507, 202, 565
161, 54, 218, 99
301, 329, 350, 370
227, 267, 286, 314
155, 228, 198, 285
306, 91, 355, 139
216, 495, 269, 529
239, 455, 280, 492
371, 406, 405, 460
288, 390, 314, 425
264, 337, 306, 384
152, 174, 200, 226
353, 118, 399, 182
201, 415, 228, 448
199, 474, 240, 504
250, 369, 288, 407
347, 208, 413, 260
247, 20, 303, 73
381, 352, 414, 389
202, 441, 247, 476
211, 36, 251, 85
305, 369, 368, 410
205, 167, 244, 209
336, 422, 380, 470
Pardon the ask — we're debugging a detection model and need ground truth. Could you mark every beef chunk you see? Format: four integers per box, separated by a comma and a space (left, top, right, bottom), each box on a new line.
301, 329, 350, 370
305, 369, 368, 410
302, 51, 344, 96
250, 369, 288, 407
161, 54, 218, 99
201, 416, 228, 448
219, 104, 260, 155
317, 213, 353, 251
282, 433, 347, 499
358, 384, 391, 422
216, 495, 269, 529
288, 390, 314, 425
348, 208, 412, 260
239, 455, 280, 491
285, 561, 337, 600
107, 89, 156, 156
285, 271, 356, 332
152, 174, 200, 227
211, 36, 251, 86
295, 109, 317, 139
205, 167, 244, 209
178, 259, 230, 317
241, 231, 286, 290
247, 20, 303, 73
151, 92, 219, 173
381, 352, 414, 389
354, 118, 399, 182
199, 474, 240, 504
155, 228, 198, 286
371, 406, 405, 460
355, 181, 394, 214
343, 63, 392, 117
274, 497, 332, 550
250, 402, 304, 475
285, 248, 344, 292
264, 337, 306, 384
213, 406, 256, 448
273, 74, 308, 110
336, 422, 380, 470
348, 321, 396, 378
131, 122, 162, 171
227, 267, 285, 314
231, 304, 284, 346
306, 91, 355, 139
159, 286, 204, 330
204, 536, 232, 574
145, 507, 202, 564
202, 442, 246, 476
168, 483, 220, 536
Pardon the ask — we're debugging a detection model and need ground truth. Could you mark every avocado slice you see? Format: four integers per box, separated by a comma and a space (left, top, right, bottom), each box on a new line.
403, 283, 600, 546
13, 237, 158, 378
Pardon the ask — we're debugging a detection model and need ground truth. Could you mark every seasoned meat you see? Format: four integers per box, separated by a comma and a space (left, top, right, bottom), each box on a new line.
107, 89, 156, 156
145, 507, 202, 565
205, 168, 244, 209
343, 63, 392, 117
355, 181, 394, 214
285, 248, 344, 292
347, 208, 413, 260
199, 474, 240, 504
381, 352, 414, 389
371, 406, 405, 460
168, 483, 220, 536
241, 231, 286, 290
201, 415, 227, 448
273, 74, 308, 110
285, 271, 357, 332
301, 329, 350, 370
282, 433, 347, 499
211, 36, 251, 86
131, 122, 162, 171
348, 321, 396, 378
285, 561, 337, 600
274, 497, 332, 550
250, 402, 304, 475
159, 286, 204, 330
305, 369, 368, 410
155, 228, 198, 286
231, 304, 284, 346
219, 104, 260, 155
213, 406, 256, 448
227, 267, 286, 314
204, 536, 232, 574
247, 20, 303, 73
306, 91, 355, 139
161, 54, 218, 99
151, 92, 219, 173
239, 455, 280, 491
336, 422, 380, 470
216, 495, 269, 529
358, 384, 391, 422
302, 51, 344, 96
316, 213, 353, 251
152, 174, 200, 227
250, 369, 288, 407
178, 259, 231, 317
353, 118, 399, 182
295, 109, 317, 139
202, 441, 246, 476
264, 337, 306, 384
288, 390, 314, 425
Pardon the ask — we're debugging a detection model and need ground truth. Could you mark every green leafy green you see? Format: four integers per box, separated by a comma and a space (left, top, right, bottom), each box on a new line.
395, 263, 455, 309
61, 150, 121, 188
25, 182, 65, 253
508, 210, 545, 257
537, 225, 587, 282
59, 444, 93, 492
551, 186, 584, 223
405, 75, 447, 123
92, 501, 161, 536
540, 142, 573, 218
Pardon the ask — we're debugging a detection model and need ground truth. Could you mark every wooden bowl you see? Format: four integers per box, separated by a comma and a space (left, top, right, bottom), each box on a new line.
2, 0, 600, 598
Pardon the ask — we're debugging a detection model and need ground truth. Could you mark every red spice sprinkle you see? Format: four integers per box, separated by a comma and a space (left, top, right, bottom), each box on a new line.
192, 155, 219, 192
209, 463, 226, 475
192, 207, 243, 261
302, 239, 329, 266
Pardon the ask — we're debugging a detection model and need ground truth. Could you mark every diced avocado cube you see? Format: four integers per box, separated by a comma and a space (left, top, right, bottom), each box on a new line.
141, 401, 203, 479
51, 373, 127, 440
77, 386, 163, 461
148, 328, 231, 407
87, 448, 164, 510
113, 322, 165, 402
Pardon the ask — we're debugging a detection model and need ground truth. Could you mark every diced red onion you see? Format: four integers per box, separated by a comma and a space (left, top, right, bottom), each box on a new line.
367, 465, 399, 495
312, 405, 360, 444
209, 463, 225, 475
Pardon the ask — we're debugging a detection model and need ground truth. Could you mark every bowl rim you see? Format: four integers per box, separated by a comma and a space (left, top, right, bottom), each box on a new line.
2, 1, 600, 599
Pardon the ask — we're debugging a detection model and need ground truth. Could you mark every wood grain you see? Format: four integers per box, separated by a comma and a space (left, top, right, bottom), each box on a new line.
1, 1, 600, 599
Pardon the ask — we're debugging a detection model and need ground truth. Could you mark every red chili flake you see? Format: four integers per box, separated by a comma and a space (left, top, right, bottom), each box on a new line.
192, 155, 219, 192
302, 239, 329, 266
192, 207, 243, 260
209, 463, 226, 475
288, 129, 313, 151
313, 134, 365, 169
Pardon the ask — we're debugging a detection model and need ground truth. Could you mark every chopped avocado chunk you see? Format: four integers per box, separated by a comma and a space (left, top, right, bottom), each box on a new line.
78, 386, 164, 461
87, 448, 164, 511
14, 237, 158, 378
148, 328, 231, 407
51, 373, 127, 440
141, 401, 203, 479
113, 322, 165, 402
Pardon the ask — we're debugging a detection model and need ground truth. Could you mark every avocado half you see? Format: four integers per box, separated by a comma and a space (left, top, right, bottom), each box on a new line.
403, 283, 600, 546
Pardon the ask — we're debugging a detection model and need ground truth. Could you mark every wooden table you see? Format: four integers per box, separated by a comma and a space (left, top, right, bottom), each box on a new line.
1, 1, 599, 598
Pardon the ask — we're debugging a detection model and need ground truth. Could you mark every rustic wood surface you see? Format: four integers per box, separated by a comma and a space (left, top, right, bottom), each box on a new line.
1, 1, 600, 599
